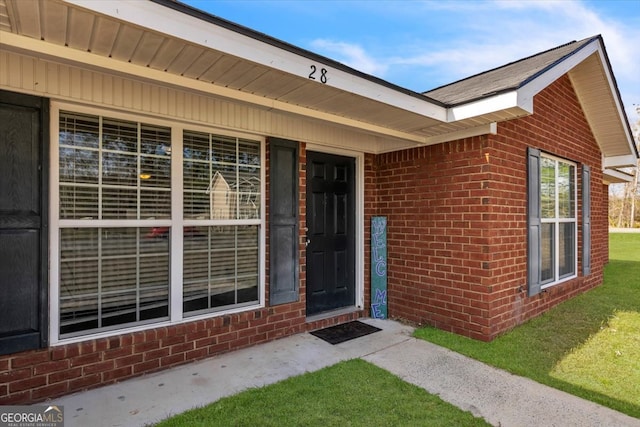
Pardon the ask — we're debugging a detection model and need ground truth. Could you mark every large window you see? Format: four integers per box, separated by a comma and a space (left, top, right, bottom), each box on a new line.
56, 110, 263, 339
528, 148, 577, 295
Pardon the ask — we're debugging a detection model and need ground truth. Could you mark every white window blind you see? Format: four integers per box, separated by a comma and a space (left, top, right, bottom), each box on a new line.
55, 111, 263, 339
56, 110, 264, 339
59, 113, 171, 221
59, 228, 169, 336
58, 112, 171, 337
183, 131, 261, 220
183, 226, 259, 315
182, 130, 261, 315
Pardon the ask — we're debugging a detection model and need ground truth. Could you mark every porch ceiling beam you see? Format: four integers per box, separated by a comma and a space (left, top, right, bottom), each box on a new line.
1, 32, 428, 145
374, 122, 498, 154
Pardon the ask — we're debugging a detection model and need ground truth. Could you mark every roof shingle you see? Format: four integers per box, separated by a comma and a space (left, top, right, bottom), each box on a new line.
424, 36, 599, 106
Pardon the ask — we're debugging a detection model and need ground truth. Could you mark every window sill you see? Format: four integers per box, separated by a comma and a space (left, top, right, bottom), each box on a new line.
51, 302, 264, 347
540, 274, 578, 292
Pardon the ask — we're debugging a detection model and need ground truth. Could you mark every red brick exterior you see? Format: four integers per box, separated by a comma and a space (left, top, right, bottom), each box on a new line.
0, 73, 609, 404
377, 75, 607, 340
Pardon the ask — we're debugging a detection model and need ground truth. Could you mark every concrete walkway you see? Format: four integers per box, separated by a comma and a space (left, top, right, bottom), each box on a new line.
610, 228, 640, 233
53, 319, 639, 427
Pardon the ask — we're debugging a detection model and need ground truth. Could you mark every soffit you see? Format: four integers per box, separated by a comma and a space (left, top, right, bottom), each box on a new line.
568, 53, 635, 159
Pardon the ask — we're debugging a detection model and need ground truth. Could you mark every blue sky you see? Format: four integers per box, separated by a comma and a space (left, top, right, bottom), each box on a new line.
185, 0, 640, 124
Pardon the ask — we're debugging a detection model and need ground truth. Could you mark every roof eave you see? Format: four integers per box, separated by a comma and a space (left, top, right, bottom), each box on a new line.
63, 0, 448, 122
604, 168, 636, 184
448, 39, 601, 121
446, 37, 637, 163
447, 90, 529, 122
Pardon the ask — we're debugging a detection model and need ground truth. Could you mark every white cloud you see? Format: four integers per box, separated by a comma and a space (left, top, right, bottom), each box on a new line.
310, 39, 388, 76
311, 0, 639, 121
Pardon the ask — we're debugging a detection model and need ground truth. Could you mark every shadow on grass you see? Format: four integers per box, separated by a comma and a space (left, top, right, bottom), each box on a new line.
414, 255, 640, 418
550, 310, 640, 407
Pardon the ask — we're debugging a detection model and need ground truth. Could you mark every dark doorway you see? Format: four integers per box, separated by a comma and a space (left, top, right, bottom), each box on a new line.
305, 151, 355, 316
0, 90, 49, 355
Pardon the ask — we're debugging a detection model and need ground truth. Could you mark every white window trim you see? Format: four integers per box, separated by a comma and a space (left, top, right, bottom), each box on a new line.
540, 153, 578, 290
49, 102, 265, 345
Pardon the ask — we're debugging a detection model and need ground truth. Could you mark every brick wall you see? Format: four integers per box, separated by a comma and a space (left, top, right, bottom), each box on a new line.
376, 136, 494, 339
377, 74, 606, 340
1, 140, 365, 405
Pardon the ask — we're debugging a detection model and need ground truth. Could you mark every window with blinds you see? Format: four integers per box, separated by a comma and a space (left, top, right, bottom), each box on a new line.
58, 112, 172, 337
183, 131, 261, 315
56, 110, 263, 339
59, 228, 169, 336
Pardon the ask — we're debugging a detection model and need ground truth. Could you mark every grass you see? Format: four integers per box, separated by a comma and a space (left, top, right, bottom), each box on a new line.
155, 359, 490, 427
550, 310, 640, 406
414, 233, 640, 418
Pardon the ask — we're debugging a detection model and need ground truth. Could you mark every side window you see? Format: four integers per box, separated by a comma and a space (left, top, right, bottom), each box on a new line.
527, 148, 578, 295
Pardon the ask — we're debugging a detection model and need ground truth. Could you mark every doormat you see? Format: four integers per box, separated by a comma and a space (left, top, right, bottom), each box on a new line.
310, 321, 381, 345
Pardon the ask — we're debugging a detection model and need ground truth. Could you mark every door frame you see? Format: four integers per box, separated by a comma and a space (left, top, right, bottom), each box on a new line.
305, 144, 364, 315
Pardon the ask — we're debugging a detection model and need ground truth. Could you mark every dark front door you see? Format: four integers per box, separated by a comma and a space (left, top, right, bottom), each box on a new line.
306, 151, 355, 316
0, 91, 49, 355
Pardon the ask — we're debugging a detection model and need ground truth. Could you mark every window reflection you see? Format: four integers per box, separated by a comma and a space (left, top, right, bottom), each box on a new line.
539, 154, 577, 284
59, 112, 171, 220
183, 131, 261, 220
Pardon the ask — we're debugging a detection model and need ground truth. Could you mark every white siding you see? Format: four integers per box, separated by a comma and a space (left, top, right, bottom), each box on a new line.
1, 50, 385, 152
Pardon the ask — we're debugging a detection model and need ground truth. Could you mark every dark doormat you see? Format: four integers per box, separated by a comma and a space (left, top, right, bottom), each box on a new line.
310, 321, 382, 345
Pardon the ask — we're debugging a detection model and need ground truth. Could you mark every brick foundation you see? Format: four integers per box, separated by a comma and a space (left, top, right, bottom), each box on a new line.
0, 308, 363, 404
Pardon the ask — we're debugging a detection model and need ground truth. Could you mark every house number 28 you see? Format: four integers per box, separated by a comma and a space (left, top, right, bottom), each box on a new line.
308, 65, 328, 83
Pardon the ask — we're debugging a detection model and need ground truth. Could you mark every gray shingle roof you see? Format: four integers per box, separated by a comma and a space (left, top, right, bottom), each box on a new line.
424, 36, 599, 106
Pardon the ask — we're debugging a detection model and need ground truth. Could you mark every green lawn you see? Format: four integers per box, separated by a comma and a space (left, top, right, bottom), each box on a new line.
156, 234, 638, 425
155, 359, 489, 427
414, 232, 640, 418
